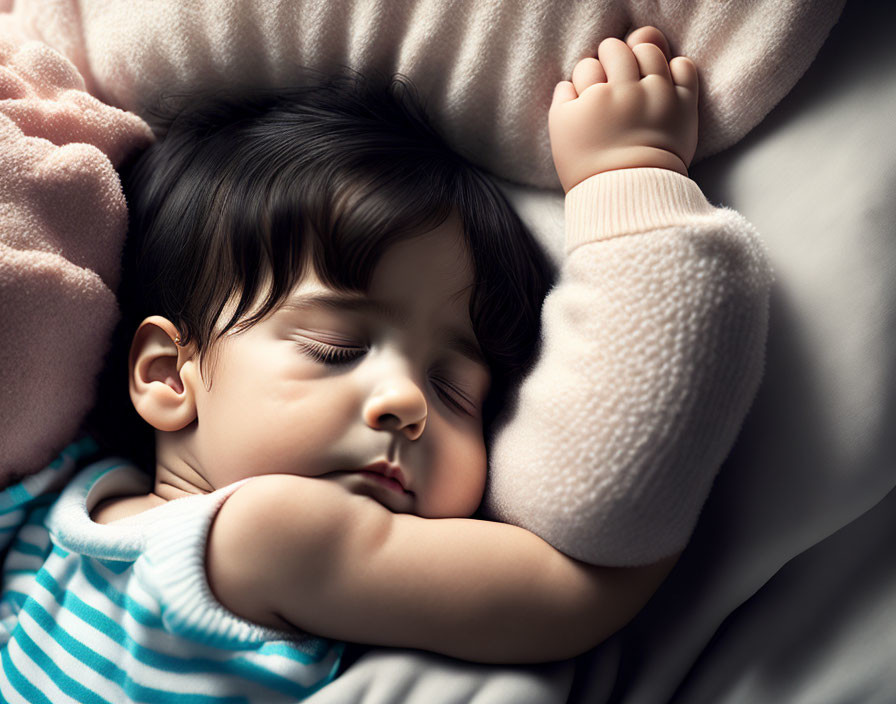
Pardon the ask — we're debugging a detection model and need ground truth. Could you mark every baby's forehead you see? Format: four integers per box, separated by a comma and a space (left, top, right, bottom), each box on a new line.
301, 214, 473, 313
367, 214, 473, 286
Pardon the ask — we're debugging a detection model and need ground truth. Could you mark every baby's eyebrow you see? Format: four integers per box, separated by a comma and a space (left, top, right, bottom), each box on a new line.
282, 292, 489, 371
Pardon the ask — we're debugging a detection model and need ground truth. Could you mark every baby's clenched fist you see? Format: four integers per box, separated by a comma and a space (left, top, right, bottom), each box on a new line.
549, 26, 698, 193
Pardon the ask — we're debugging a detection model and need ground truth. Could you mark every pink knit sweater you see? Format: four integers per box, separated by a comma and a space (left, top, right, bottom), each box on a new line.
485, 169, 772, 564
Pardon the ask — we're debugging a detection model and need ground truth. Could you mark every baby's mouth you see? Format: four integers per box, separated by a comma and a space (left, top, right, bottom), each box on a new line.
355, 460, 413, 495
356, 470, 409, 495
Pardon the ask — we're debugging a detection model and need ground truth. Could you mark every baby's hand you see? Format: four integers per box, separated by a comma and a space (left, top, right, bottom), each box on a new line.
549, 26, 698, 192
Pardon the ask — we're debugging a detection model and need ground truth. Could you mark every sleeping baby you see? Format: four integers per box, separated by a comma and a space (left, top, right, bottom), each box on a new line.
0, 26, 771, 701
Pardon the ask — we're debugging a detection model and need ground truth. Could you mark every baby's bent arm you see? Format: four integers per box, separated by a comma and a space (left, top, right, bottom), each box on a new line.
206, 473, 677, 664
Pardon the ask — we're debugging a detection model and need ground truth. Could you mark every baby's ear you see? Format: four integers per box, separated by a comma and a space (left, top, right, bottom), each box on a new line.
129, 316, 198, 432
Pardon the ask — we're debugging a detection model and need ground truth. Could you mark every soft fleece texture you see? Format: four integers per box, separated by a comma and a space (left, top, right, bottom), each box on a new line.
0, 0, 820, 565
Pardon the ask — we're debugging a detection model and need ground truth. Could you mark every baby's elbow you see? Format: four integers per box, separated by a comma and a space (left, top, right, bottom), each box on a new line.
563, 551, 681, 658
470, 551, 681, 664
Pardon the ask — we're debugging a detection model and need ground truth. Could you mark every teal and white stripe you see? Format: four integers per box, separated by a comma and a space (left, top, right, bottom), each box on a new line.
0, 437, 94, 554
1, 447, 342, 702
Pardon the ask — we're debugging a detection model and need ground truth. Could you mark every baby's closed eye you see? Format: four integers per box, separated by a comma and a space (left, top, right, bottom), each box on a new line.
293, 336, 483, 416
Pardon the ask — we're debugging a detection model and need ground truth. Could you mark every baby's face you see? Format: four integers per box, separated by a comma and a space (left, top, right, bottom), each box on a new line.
184, 214, 490, 517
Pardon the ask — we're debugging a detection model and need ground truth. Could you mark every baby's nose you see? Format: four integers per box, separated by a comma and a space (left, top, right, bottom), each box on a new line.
363, 382, 427, 441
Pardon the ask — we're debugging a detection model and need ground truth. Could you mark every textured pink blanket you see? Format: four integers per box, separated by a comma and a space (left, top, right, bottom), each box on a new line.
0, 28, 152, 481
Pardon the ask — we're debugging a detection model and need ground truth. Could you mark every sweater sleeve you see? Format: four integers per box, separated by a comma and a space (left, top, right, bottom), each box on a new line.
482, 168, 774, 566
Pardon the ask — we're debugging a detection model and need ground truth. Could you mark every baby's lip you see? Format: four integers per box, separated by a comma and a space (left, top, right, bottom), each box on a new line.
357, 460, 413, 494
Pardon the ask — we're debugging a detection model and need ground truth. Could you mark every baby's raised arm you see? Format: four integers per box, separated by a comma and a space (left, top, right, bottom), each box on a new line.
484, 27, 770, 566
206, 28, 719, 664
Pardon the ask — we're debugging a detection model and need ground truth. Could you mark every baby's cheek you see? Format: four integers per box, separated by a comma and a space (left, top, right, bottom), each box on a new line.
431, 432, 488, 518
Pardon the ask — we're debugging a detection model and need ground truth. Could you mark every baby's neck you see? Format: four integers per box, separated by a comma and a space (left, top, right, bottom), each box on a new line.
90, 449, 211, 525
153, 436, 218, 498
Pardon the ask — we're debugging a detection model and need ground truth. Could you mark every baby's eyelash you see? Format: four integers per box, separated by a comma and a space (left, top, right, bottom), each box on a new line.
432, 376, 475, 415
295, 339, 365, 365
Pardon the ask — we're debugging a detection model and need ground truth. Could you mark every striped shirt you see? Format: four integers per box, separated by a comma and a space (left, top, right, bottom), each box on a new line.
0, 439, 342, 702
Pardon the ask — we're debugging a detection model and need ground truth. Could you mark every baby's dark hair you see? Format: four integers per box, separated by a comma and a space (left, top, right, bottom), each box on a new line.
89, 70, 556, 469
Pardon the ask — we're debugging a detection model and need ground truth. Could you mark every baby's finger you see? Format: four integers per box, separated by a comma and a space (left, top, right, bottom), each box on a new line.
631, 42, 671, 80
669, 56, 699, 94
624, 26, 672, 61
571, 57, 607, 96
552, 80, 578, 105
597, 37, 640, 83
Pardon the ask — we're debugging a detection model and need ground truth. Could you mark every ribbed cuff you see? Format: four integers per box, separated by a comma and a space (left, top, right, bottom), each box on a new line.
144, 481, 338, 660
565, 168, 716, 254
144, 480, 276, 647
